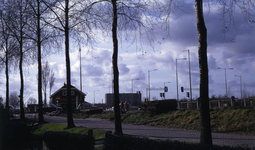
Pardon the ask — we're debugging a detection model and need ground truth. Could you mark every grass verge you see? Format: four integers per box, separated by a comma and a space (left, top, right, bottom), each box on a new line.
31, 123, 106, 140
72, 107, 255, 135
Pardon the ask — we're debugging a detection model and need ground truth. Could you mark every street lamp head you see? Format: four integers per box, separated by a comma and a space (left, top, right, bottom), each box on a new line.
177, 58, 186, 60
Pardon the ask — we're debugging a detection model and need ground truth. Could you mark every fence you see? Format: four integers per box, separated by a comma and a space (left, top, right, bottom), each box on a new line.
179, 97, 255, 109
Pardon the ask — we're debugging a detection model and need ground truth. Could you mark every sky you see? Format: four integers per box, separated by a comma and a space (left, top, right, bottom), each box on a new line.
1, 1, 255, 105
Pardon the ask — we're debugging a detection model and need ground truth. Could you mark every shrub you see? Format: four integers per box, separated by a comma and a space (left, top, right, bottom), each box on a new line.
103, 132, 249, 150
43, 131, 94, 150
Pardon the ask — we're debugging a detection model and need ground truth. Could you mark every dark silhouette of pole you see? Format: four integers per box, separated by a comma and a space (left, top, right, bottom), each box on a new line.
218, 67, 233, 98
176, 58, 186, 101
183, 50, 192, 100
148, 69, 157, 101
234, 75, 242, 99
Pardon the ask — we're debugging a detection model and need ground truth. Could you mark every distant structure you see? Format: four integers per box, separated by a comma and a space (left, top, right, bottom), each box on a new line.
50, 83, 86, 110
105, 91, 142, 106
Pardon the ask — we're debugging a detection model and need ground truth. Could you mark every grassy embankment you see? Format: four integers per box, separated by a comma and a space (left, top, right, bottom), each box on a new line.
73, 107, 255, 135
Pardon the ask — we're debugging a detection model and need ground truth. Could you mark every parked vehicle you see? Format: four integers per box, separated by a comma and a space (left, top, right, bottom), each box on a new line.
40, 104, 62, 113
77, 102, 103, 114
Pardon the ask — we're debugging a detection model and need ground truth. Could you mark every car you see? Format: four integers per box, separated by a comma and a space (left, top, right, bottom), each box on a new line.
41, 104, 62, 113
77, 103, 103, 114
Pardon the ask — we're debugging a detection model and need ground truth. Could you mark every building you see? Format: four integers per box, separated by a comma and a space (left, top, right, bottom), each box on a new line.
50, 83, 86, 110
105, 91, 142, 106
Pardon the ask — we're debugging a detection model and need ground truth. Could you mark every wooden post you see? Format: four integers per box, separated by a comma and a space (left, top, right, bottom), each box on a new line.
88, 129, 94, 150
244, 98, 246, 107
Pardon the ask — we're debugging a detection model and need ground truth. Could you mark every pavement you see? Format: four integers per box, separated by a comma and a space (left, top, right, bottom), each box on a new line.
25, 113, 255, 148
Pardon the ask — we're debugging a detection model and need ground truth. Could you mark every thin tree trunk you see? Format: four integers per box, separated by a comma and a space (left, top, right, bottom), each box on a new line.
5, 40, 9, 118
65, 0, 75, 128
112, 0, 123, 135
19, 46, 25, 120
37, 0, 44, 123
44, 85, 47, 104
19, 2, 25, 120
195, 0, 212, 145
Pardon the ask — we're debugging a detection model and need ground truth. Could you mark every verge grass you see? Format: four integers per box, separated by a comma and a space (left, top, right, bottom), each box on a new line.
75, 107, 255, 135
32, 123, 106, 140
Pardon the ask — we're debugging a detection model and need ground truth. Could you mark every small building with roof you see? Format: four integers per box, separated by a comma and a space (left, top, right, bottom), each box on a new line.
50, 83, 86, 110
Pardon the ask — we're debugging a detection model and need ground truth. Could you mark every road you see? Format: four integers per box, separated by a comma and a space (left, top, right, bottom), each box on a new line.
26, 114, 255, 148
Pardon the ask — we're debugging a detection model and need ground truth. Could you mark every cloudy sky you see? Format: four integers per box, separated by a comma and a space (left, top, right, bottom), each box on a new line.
1, 1, 255, 105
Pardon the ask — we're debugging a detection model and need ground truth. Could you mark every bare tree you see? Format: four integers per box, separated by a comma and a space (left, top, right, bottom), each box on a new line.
88, 0, 181, 135
0, 4, 18, 116
194, 0, 255, 145
41, 0, 101, 128
3, 0, 35, 120
27, 97, 37, 104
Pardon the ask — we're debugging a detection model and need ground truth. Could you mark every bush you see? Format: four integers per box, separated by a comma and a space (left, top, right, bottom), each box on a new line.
103, 132, 249, 150
1, 119, 31, 149
43, 131, 94, 150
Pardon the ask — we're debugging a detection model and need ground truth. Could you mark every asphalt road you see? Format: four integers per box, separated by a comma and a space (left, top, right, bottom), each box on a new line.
26, 114, 255, 148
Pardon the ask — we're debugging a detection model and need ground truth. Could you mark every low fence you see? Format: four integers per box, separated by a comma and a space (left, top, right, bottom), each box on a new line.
179, 97, 255, 109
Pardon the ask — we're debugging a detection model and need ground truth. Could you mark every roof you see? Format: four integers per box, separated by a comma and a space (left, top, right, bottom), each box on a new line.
50, 83, 86, 98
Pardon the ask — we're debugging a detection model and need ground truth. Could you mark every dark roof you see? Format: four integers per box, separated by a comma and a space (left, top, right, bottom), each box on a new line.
50, 83, 86, 98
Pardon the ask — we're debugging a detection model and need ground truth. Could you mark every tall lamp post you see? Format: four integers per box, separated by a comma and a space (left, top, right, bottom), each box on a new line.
164, 82, 170, 99
234, 75, 242, 99
218, 67, 233, 98
94, 90, 99, 104
131, 78, 139, 93
79, 47, 82, 102
148, 69, 157, 101
183, 49, 192, 101
176, 58, 186, 101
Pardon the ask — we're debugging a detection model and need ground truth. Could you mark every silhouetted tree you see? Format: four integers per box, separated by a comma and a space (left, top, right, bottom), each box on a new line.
0, 5, 18, 116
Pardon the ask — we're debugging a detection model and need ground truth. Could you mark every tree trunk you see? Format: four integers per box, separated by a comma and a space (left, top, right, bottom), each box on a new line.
195, 0, 212, 145
111, 0, 123, 135
44, 85, 47, 104
19, 45, 25, 120
19, 3, 25, 120
37, 0, 44, 123
65, 0, 75, 128
5, 39, 9, 118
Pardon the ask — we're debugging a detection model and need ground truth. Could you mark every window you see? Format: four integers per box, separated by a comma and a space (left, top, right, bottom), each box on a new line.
62, 91, 67, 96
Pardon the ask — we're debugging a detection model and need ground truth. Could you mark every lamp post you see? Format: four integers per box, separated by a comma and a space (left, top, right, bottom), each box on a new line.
79, 47, 82, 102
148, 69, 157, 101
176, 58, 186, 101
234, 75, 242, 99
131, 78, 139, 93
164, 82, 170, 99
94, 90, 99, 105
218, 67, 233, 98
183, 49, 192, 101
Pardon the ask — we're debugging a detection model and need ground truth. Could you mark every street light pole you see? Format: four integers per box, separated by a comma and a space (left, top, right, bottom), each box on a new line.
148, 69, 157, 101
234, 75, 242, 99
164, 82, 170, 99
79, 47, 82, 102
183, 49, 192, 101
94, 90, 99, 105
176, 58, 186, 101
218, 67, 233, 98
131, 78, 139, 93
